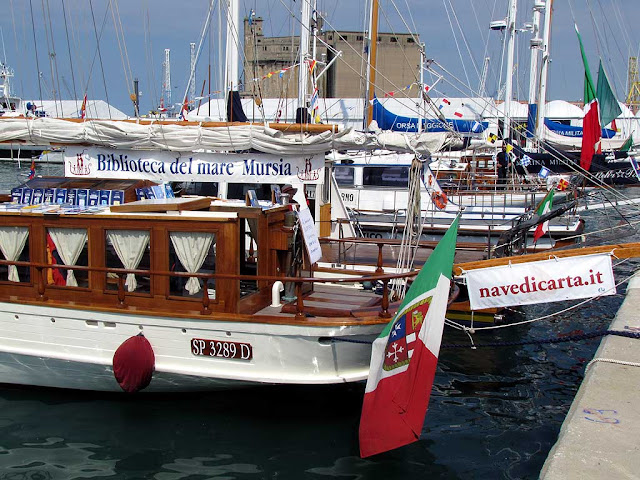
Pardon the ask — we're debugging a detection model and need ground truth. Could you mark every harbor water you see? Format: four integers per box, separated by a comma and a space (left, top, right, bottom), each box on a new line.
0, 161, 637, 479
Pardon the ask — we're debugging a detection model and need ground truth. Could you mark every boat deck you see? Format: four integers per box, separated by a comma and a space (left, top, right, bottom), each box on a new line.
254, 283, 385, 319
320, 239, 488, 269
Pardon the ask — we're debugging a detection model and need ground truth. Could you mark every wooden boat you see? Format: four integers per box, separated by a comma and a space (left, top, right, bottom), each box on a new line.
0, 187, 416, 392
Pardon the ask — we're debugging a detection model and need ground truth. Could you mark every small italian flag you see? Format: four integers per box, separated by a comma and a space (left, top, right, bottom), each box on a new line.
533, 188, 555, 243
359, 216, 459, 457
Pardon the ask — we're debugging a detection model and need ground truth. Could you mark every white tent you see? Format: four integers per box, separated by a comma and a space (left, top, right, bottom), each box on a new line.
31, 100, 128, 120
543, 100, 584, 122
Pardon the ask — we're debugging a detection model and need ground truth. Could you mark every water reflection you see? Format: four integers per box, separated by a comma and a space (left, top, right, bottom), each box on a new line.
0, 437, 116, 479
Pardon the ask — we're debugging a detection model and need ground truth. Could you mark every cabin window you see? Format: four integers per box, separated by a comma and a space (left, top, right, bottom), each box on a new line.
407, 38, 415, 43
0, 226, 30, 283
105, 230, 151, 294
169, 231, 216, 298
173, 182, 218, 197
363, 166, 410, 187
334, 166, 355, 186
390, 37, 398, 43
227, 183, 273, 201
356, 35, 363, 41
46, 227, 89, 287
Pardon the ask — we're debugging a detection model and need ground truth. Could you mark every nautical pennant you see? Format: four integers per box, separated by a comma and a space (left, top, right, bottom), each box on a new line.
80, 94, 87, 119
557, 178, 569, 191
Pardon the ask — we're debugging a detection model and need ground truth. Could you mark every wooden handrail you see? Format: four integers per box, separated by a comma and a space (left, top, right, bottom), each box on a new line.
0, 258, 414, 318
319, 235, 486, 251
0, 258, 418, 285
453, 242, 640, 276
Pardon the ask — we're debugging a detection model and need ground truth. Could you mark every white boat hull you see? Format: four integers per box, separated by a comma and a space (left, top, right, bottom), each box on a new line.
0, 302, 380, 392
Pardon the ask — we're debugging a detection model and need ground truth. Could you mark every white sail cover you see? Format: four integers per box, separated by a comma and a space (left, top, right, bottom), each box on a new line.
0, 117, 461, 156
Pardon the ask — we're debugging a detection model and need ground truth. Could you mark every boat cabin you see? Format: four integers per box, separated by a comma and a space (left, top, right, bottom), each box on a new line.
0, 193, 300, 318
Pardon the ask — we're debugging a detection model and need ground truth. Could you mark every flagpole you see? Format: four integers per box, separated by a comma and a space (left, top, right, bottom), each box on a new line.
535, 0, 553, 143
365, 0, 379, 130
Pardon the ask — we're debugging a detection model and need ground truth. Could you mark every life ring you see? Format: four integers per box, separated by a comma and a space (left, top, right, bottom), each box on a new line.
431, 192, 448, 210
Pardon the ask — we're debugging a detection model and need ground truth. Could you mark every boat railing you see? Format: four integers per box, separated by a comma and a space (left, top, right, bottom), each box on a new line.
0, 257, 417, 320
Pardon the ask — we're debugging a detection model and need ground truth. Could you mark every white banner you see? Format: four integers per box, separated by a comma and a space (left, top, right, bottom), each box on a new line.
64, 147, 324, 184
297, 207, 322, 265
466, 254, 616, 310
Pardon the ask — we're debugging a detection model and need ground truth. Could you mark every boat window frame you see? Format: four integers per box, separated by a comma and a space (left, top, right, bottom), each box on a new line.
0, 224, 32, 286
103, 227, 153, 297
165, 227, 219, 303
44, 225, 90, 290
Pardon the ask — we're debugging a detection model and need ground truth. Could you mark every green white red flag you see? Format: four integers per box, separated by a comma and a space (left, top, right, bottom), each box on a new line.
533, 188, 555, 243
359, 216, 459, 458
596, 60, 622, 130
576, 24, 601, 171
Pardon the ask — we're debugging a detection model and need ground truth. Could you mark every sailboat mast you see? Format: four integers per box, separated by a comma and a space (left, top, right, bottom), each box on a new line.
535, 0, 553, 141
298, 0, 312, 120
225, 0, 239, 92
503, 0, 518, 141
526, 1, 544, 149
527, 2, 543, 108
366, 0, 379, 129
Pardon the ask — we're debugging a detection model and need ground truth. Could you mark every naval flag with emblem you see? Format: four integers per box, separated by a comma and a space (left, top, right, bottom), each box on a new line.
359, 216, 459, 458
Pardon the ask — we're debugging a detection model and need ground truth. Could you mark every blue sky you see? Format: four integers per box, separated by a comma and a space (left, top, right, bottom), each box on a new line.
1, 0, 638, 115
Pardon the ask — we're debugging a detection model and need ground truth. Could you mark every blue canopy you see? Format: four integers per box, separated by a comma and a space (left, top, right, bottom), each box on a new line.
372, 98, 487, 134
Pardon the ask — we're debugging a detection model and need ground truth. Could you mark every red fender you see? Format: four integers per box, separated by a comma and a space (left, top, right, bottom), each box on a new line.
113, 334, 155, 393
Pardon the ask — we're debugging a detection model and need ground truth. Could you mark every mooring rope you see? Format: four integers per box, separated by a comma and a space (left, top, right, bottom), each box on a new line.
330, 329, 640, 349
585, 357, 640, 372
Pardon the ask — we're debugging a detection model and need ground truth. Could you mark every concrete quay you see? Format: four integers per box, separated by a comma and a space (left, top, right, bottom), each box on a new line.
540, 273, 640, 479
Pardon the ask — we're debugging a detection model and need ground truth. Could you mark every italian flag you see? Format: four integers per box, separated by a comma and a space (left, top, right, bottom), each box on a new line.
576, 24, 601, 171
359, 216, 459, 458
533, 188, 555, 243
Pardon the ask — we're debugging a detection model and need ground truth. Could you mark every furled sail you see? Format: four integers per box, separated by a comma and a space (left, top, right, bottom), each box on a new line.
0, 117, 462, 156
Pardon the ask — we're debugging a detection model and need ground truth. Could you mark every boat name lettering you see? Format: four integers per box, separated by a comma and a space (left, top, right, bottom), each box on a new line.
191, 338, 253, 361
68, 148, 324, 184
196, 160, 234, 176
593, 168, 635, 179
340, 192, 354, 202
97, 153, 168, 174
243, 158, 291, 176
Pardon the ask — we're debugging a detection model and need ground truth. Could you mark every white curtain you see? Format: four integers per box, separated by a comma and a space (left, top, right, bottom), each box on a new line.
170, 231, 214, 295
0, 226, 29, 282
48, 228, 88, 287
106, 230, 150, 292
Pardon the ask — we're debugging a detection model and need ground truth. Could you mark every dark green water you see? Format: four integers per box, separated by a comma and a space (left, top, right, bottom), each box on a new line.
0, 161, 636, 479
